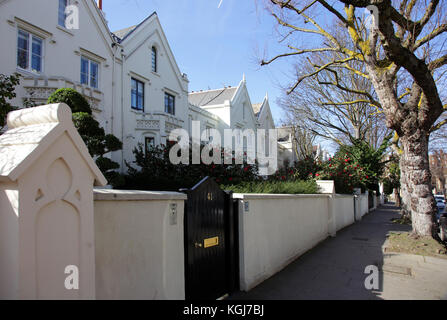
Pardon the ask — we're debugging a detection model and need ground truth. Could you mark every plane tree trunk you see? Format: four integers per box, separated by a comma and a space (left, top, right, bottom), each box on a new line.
400, 130, 436, 236
364, 62, 440, 237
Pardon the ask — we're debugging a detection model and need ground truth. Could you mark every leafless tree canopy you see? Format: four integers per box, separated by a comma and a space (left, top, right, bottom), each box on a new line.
260, 0, 447, 236
278, 44, 391, 148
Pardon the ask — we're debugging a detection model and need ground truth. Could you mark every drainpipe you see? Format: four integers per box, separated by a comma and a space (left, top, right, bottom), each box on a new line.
111, 42, 116, 136
120, 48, 125, 170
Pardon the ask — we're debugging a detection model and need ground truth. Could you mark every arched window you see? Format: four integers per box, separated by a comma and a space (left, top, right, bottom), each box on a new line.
151, 46, 157, 73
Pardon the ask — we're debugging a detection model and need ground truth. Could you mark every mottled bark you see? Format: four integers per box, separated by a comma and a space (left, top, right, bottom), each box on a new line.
364, 63, 436, 235
394, 188, 401, 207
399, 156, 411, 218
400, 130, 436, 236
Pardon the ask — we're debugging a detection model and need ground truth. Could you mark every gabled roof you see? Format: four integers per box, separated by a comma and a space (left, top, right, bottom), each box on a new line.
112, 25, 137, 41
114, 11, 189, 91
0, 104, 107, 186
252, 103, 263, 118
254, 94, 275, 129
112, 11, 157, 43
188, 87, 238, 107
83, 0, 117, 55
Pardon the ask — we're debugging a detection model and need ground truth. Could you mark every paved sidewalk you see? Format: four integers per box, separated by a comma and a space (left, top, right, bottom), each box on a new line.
230, 204, 447, 300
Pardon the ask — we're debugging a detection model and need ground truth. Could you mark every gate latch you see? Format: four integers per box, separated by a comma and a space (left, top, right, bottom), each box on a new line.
170, 203, 177, 225
194, 242, 203, 248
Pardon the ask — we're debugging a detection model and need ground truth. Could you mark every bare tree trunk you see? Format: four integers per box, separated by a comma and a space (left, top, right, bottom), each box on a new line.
441, 178, 446, 196
400, 131, 436, 236
399, 157, 411, 219
394, 188, 401, 207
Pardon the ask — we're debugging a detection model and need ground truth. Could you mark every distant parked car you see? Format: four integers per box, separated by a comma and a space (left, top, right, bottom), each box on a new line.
435, 195, 446, 203
435, 195, 446, 221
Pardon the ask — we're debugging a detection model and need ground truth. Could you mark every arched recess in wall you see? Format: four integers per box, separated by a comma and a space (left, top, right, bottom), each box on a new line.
35, 157, 80, 299
35, 200, 80, 299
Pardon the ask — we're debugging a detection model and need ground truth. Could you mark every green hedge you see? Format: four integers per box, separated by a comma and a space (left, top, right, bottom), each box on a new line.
222, 180, 319, 194
48, 88, 92, 114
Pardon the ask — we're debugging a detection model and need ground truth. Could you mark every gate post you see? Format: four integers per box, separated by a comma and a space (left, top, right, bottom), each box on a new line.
316, 181, 336, 237
0, 104, 106, 299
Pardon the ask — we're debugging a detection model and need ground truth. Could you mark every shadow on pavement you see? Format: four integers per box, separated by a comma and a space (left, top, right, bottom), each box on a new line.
229, 203, 410, 300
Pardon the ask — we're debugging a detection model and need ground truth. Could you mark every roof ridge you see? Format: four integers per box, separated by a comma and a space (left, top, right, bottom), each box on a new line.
112, 25, 137, 33
202, 88, 227, 106
189, 86, 237, 94
114, 11, 157, 42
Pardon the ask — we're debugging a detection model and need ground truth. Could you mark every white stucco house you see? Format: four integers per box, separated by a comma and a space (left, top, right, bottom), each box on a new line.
276, 126, 333, 166
188, 76, 276, 153
277, 127, 298, 167
0, 0, 117, 132
110, 12, 190, 169
0, 0, 284, 173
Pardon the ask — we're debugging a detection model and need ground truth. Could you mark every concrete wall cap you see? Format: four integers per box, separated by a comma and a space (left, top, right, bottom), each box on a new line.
0, 104, 107, 186
7, 103, 72, 129
232, 193, 330, 200
94, 189, 187, 201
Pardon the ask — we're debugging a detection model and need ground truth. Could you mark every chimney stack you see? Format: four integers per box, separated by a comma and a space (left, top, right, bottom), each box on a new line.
98, 0, 103, 10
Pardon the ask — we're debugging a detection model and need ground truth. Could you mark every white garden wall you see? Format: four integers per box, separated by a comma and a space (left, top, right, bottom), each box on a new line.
93, 190, 186, 300
233, 193, 356, 291
360, 192, 369, 218
334, 195, 355, 231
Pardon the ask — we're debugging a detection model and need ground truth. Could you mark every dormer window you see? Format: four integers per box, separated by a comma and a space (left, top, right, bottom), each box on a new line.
151, 46, 157, 73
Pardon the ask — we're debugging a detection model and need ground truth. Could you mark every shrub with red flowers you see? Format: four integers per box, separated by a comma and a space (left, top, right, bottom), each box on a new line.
316, 154, 368, 194
316, 137, 391, 194
123, 142, 259, 191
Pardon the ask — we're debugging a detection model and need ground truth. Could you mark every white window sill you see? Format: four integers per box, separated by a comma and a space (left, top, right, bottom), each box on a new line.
56, 25, 74, 36
131, 109, 146, 115
79, 83, 100, 91
16, 67, 43, 77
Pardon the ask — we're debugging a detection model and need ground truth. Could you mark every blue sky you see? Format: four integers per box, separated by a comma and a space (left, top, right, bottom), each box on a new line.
103, 0, 294, 125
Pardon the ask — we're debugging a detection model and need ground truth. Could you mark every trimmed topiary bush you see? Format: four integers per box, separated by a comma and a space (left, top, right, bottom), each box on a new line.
47, 88, 92, 114
48, 89, 124, 187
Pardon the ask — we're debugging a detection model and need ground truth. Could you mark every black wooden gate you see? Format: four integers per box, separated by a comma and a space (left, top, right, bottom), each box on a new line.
181, 177, 239, 300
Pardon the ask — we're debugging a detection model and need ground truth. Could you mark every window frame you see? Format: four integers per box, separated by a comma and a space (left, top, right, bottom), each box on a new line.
17, 29, 44, 74
80, 56, 100, 89
58, 0, 68, 28
151, 46, 157, 73
131, 78, 145, 111
164, 92, 175, 115
145, 137, 155, 154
